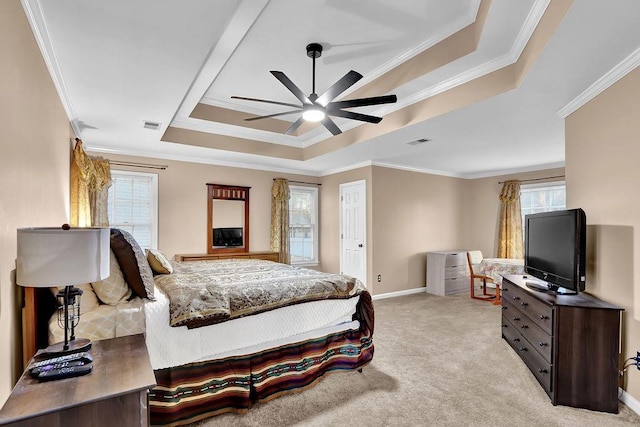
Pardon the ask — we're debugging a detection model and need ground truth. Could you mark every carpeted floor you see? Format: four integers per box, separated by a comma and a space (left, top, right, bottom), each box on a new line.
193, 293, 640, 426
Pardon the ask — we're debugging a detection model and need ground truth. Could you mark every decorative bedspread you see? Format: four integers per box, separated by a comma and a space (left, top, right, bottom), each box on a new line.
154, 259, 366, 329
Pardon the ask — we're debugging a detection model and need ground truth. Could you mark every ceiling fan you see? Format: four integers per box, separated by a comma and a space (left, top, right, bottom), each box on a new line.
231, 43, 397, 136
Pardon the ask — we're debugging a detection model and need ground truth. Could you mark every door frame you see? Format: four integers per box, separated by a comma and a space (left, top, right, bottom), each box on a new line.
339, 179, 367, 286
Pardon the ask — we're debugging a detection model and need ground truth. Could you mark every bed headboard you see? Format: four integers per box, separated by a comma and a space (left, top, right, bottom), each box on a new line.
22, 287, 58, 366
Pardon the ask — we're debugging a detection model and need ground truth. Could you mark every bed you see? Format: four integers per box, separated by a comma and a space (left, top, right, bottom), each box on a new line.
23, 229, 374, 426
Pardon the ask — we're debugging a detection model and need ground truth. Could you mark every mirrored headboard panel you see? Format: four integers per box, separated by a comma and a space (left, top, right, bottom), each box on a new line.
207, 184, 250, 254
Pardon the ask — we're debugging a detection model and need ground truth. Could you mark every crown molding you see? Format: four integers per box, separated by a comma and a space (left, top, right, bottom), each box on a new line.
557, 46, 640, 118
398, 0, 550, 109
461, 161, 565, 179
319, 160, 374, 177
169, 118, 302, 147
371, 161, 465, 178
21, 0, 81, 137
87, 144, 321, 177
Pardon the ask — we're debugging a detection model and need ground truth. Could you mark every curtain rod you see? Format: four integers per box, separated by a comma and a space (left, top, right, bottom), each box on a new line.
499, 175, 564, 184
274, 178, 321, 186
109, 160, 168, 170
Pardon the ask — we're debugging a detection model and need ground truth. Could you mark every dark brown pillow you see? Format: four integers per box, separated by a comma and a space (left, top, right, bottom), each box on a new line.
110, 228, 155, 299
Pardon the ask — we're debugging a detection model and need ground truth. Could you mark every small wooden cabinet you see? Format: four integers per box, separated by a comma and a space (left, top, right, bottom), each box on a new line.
0, 334, 156, 426
501, 275, 623, 413
426, 250, 469, 296
175, 251, 280, 263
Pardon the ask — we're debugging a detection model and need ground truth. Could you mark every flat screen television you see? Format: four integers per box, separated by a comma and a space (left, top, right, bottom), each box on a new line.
524, 208, 586, 294
213, 227, 243, 247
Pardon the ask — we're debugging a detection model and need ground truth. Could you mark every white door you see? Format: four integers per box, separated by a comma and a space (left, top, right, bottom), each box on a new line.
340, 180, 366, 286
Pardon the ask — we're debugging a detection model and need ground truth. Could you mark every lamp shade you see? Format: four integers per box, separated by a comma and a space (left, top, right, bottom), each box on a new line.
17, 227, 110, 287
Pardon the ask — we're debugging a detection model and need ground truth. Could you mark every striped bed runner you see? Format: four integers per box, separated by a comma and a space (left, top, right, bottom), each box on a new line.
150, 328, 373, 426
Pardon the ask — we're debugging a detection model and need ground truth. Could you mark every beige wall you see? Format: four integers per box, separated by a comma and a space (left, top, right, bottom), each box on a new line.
98, 153, 319, 258
0, 0, 71, 404
565, 66, 640, 401
370, 167, 468, 294
465, 167, 566, 257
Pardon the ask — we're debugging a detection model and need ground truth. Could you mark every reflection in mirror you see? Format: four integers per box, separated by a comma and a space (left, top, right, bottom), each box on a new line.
212, 200, 244, 248
207, 184, 250, 254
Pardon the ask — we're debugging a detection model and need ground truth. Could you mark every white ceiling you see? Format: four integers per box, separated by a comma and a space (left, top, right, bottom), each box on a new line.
23, 0, 640, 178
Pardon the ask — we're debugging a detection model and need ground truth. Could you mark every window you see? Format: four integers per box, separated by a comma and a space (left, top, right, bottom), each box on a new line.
289, 186, 318, 265
107, 170, 158, 249
520, 181, 566, 235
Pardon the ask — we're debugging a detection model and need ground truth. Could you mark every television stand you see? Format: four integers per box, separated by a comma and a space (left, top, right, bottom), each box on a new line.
501, 275, 623, 413
523, 277, 577, 295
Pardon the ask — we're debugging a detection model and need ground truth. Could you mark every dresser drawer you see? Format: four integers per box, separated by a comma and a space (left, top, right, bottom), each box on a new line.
503, 300, 552, 363
444, 265, 467, 279
444, 277, 468, 295
444, 252, 466, 267
502, 280, 553, 334
502, 317, 552, 393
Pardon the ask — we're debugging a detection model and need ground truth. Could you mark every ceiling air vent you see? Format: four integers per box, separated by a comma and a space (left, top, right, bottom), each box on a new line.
143, 120, 161, 131
406, 138, 430, 146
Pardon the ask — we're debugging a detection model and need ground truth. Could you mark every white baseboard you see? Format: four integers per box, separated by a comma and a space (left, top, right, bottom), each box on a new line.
620, 388, 640, 415
372, 287, 426, 300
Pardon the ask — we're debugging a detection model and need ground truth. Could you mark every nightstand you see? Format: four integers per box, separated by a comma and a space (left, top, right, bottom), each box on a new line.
0, 334, 156, 426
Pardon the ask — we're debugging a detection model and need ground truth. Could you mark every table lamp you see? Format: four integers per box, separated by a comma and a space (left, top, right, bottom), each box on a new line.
17, 226, 110, 356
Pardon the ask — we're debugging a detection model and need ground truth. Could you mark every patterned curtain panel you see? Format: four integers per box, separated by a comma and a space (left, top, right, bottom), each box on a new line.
70, 139, 111, 227
497, 180, 523, 259
270, 178, 290, 264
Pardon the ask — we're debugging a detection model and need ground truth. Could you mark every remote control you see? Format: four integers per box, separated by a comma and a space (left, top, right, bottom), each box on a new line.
30, 360, 89, 377
37, 363, 93, 381
31, 352, 93, 369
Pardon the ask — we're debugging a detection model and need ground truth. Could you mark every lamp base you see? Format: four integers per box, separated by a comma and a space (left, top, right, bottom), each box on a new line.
37, 338, 92, 358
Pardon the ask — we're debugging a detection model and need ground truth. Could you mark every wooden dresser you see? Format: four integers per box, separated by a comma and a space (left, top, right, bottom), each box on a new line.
501, 275, 623, 413
0, 334, 156, 426
175, 251, 280, 263
426, 250, 469, 296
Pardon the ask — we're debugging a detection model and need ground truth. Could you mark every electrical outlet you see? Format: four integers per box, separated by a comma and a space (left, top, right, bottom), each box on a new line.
377, 275, 381, 282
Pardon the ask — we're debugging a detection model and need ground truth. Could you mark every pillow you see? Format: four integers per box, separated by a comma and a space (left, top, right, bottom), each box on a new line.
146, 249, 173, 274
92, 250, 132, 305
110, 228, 155, 300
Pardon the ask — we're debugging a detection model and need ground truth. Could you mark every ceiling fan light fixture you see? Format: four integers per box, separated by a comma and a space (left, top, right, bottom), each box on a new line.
302, 105, 325, 122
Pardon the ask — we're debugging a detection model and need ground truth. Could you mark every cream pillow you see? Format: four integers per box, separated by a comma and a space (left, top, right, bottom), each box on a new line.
53, 283, 100, 314
92, 250, 132, 305
146, 249, 173, 274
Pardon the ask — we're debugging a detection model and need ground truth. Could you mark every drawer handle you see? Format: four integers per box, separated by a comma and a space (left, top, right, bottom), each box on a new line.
539, 315, 548, 320
520, 302, 529, 307
512, 317, 520, 321
501, 324, 508, 328
520, 324, 528, 329
502, 288, 508, 292
512, 338, 520, 342
538, 368, 548, 374
512, 296, 520, 301
518, 347, 528, 352
539, 342, 547, 347
502, 306, 507, 310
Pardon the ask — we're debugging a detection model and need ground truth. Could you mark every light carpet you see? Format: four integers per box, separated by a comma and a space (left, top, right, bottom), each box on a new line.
193, 292, 640, 426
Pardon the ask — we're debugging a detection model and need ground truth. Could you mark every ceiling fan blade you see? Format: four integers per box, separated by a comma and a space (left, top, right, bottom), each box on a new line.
285, 117, 305, 135
328, 94, 397, 109
321, 117, 342, 136
270, 71, 311, 105
245, 110, 302, 121
231, 95, 301, 109
316, 70, 363, 106
328, 109, 382, 124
